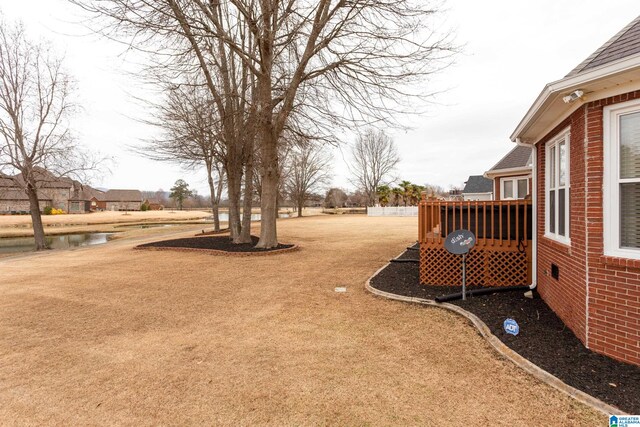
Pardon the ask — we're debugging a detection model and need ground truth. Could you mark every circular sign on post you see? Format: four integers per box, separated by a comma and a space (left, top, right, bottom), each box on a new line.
444, 229, 476, 255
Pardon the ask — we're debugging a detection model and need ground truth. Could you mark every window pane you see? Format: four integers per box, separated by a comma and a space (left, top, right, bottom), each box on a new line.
549, 146, 556, 188
558, 189, 566, 236
517, 179, 528, 199
504, 180, 513, 199
559, 142, 566, 186
549, 190, 556, 233
621, 182, 640, 248
620, 112, 640, 179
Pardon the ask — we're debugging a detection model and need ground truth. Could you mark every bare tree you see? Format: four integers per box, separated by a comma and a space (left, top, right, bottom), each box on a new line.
0, 19, 99, 250
70, 0, 455, 248
349, 129, 400, 207
136, 81, 227, 231
285, 139, 332, 217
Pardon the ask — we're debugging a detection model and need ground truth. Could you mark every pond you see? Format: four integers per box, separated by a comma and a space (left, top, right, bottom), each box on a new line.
0, 232, 116, 254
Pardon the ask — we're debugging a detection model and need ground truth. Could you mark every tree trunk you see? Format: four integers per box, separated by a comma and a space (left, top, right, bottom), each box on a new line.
215, 170, 224, 231
297, 198, 303, 217
256, 136, 279, 249
26, 185, 47, 250
206, 162, 221, 232
238, 154, 254, 243
226, 169, 242, 240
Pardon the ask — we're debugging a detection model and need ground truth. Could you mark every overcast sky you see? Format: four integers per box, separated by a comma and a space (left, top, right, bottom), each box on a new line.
2, 1, 640, 195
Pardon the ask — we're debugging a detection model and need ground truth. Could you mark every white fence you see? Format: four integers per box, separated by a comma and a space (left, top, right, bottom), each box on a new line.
367, 206, 418, 217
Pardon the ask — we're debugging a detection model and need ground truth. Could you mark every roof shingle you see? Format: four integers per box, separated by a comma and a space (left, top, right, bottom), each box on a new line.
487, 145, 532, 172
567, 15, 640, 77
103, 189, 142, 202
462, 175, 493, 194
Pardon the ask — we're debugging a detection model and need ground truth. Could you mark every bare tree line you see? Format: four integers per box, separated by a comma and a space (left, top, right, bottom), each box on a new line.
70, 0, 455, 248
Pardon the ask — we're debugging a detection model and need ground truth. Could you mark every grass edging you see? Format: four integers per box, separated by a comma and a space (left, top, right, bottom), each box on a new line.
364, 256, 626, 417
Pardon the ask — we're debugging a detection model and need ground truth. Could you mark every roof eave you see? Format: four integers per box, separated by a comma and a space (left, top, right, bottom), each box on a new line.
484, 166, 533, 179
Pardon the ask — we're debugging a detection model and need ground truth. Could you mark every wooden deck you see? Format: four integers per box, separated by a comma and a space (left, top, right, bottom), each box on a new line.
418, 197, 533, 287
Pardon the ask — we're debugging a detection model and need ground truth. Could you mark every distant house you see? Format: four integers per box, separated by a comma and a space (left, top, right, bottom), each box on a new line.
0, 169, 79, 213
0, 169, 142, 214
0, 188, 52, 213
511, 15, 640, 366
461, 175, 493, 201
104, 190, 143, 211
484, 145, 532, 200
69, 184, 108, 213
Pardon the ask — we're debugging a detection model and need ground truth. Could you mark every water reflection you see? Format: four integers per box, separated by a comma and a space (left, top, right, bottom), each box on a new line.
0, 233, 115, 253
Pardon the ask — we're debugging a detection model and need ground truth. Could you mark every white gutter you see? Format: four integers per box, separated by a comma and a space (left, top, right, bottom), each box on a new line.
511, 52, 640, 142
484, 166, 532, 179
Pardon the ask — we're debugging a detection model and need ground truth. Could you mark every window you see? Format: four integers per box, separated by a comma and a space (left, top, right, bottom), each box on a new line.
500, 176, 529, 200
545, 129, 570, 244
604, 99, 640, 258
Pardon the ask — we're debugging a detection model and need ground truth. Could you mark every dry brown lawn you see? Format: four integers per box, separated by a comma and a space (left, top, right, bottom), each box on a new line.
0, 215, 604, 426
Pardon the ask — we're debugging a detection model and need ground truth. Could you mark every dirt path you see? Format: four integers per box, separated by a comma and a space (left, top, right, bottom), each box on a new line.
0, 216, 604, 426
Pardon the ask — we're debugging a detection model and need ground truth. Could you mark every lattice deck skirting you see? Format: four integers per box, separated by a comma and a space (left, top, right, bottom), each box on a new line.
419, 246, 530, 287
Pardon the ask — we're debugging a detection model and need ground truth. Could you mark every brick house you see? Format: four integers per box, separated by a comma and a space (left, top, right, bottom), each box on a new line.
511, 16, 640, 366
0, 169, 141, 214
0, 170, 76, 213
103, 189, 143, 211
484, 145, 533, 200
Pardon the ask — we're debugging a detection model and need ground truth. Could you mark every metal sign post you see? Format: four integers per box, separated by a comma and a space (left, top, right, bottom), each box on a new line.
462, 253, 466, 300
444, 229, 476, 300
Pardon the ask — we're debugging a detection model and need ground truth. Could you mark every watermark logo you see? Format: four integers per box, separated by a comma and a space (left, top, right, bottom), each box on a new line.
610, 415, 640, 427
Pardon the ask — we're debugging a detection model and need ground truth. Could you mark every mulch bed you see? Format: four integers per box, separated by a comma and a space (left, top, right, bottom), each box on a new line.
370, 245, 640, 414
136, 235, 295, 255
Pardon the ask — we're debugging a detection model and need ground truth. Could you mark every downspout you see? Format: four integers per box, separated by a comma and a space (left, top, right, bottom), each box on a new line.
516, 137, 537, 291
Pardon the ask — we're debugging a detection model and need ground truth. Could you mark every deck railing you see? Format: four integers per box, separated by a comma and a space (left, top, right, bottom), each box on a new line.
418, 196, 533, 287
419, 199, 532, 247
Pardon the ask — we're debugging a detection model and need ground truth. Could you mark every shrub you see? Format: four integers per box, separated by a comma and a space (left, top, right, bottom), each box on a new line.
43, 206, 53, 215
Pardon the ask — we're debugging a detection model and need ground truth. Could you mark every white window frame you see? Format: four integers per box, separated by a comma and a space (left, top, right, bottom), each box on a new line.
545, 128, 571, 245
500, 176, 530, 200
604, 99, 640, 259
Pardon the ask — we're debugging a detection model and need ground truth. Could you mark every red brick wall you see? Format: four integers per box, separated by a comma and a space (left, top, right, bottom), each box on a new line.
584, 91, 640, 366
536, 90, 640, 366
536, 111, 588, 347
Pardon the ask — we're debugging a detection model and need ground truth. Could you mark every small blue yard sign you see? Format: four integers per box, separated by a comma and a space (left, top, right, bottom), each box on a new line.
503, 318, 519, 336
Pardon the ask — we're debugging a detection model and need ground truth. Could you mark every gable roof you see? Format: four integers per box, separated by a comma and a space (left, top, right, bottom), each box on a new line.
567, 16, 640, 77
103, 189, 142, 202
70, 185, 104, 201
0, 189, 52, 201
487, 145, 532, 172
0, 168, 74, 189
462, 175, 493, 194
